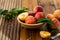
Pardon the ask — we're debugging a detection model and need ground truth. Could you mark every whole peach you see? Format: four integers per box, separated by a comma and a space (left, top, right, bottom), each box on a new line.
46, 14, 55, 20
52, 18, 60, 28
53, 10, 60, 19
35, 12, 44, 20
34, 6, 43, 13
25, 16, 36, 24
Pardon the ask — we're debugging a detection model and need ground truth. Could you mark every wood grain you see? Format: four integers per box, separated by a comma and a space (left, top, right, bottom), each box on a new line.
0, 0, 60, 40
0, 0, 21, 40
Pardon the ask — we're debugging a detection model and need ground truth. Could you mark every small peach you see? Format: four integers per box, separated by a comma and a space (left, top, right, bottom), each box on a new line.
46, 14, 55, 20
25, 16, 36, 24
34, 6, 43, 13
40, 31, 51, 38
52, 18, 60, 27
35, 12, 44, 20
53, 10, 60, 19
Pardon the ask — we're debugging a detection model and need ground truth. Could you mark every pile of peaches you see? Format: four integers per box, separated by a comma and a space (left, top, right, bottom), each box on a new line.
18, 6, 60, 27
18, 6, 44, 24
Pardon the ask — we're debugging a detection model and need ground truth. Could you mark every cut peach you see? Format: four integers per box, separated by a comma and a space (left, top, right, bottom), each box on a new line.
18, 12, 28, 21
40, 31, 51, 38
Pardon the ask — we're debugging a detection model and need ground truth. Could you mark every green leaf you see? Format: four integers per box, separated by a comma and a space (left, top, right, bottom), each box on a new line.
47, 21, 54, 26
0, 9, 8, 15
1, 10, 8, 15
0, 9, 4, 14
0, 9, 3, 14
36, 18, 48, 23
36, 18, 54, 26
10, 7, 29, 15
5, 14, 13, 19
0, 7, 29, 19
10, 8, 19, 14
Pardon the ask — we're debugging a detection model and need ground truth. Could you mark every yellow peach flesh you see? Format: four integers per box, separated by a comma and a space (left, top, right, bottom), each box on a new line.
40, 31, 51, 38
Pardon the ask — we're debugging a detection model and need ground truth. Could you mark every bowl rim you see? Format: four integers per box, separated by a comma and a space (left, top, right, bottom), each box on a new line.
17, 16, 43, 26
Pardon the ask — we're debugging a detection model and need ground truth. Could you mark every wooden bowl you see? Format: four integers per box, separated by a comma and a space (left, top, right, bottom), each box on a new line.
17, 16, 43, 28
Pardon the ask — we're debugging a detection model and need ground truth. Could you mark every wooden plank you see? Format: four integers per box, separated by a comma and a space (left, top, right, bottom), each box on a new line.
0, 18, 5, 40
3, 20, 9, 40
16, 20, 20, 40
27, 29, 42, 40
38, 0, 55, 15
20, 0, 30, 40
0, 0, 21, 40
0, 15, 3, 26
0, 0, 8, 40
0, 0, 5, 26
13, 16, 18, 40
20, 0, 42, 40
20, 27, 27, 40
53, 0, 60, 9
21, 0, 37, 11
27, 0, 38, 11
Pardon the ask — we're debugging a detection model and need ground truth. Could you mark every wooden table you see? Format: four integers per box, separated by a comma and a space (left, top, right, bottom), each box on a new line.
0, 0, 60, 40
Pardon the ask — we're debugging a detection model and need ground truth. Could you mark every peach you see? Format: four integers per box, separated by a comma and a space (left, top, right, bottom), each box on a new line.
25, 16, 36, 24
18, 12, 28, 21
53, 10, 60, 19
34, 6, 43, 13
40, 31, 51, 38
35, 12, 44, 20
51, 18, 60, 27
46, 14, 55, 20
